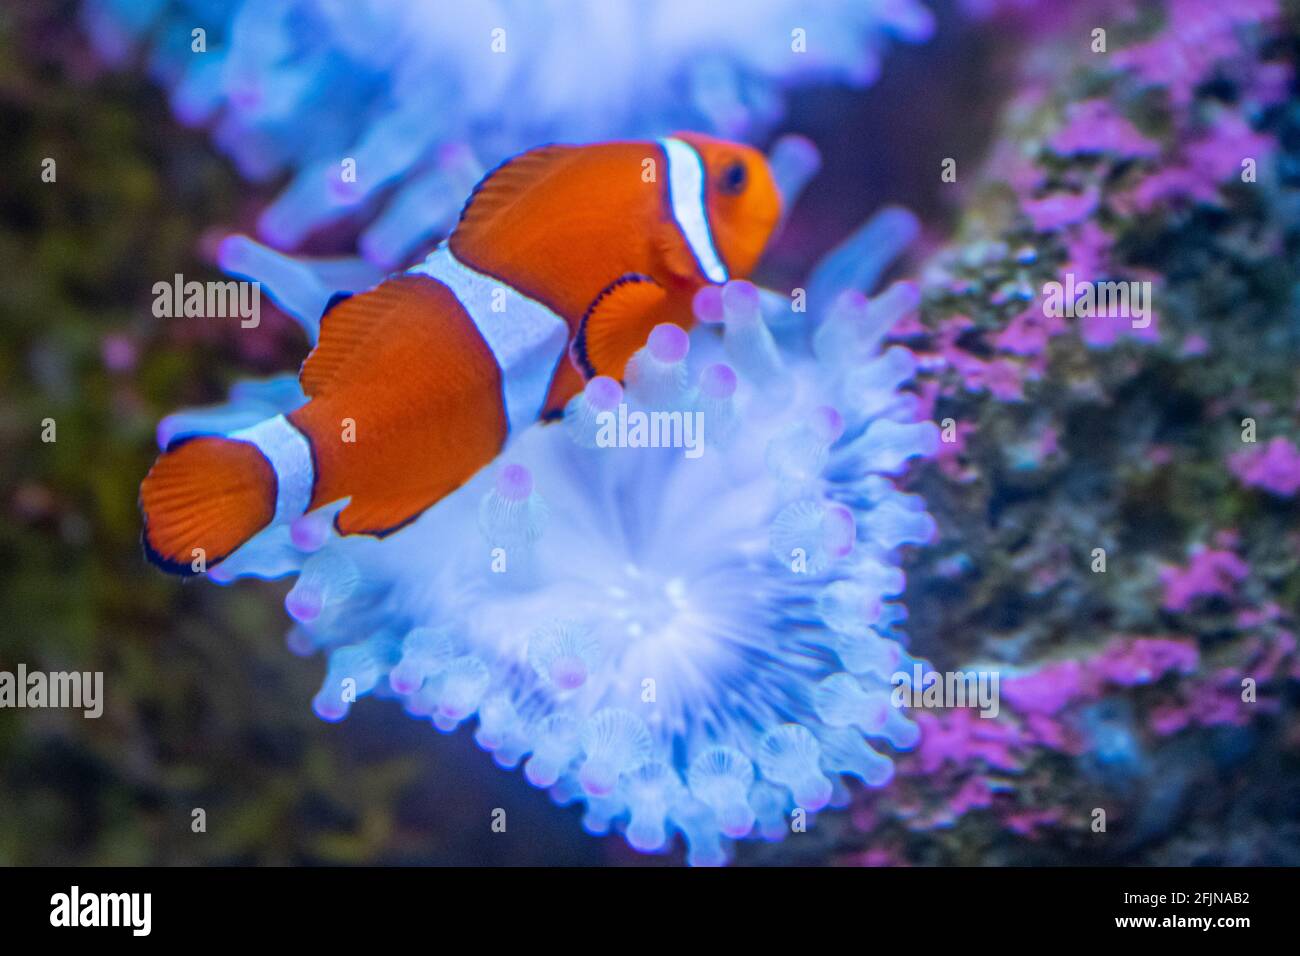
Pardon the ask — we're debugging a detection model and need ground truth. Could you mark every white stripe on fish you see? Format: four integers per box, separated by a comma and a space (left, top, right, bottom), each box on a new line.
229, 414, 314, 525
411, 243, 569, 435
660, 137, 729, 285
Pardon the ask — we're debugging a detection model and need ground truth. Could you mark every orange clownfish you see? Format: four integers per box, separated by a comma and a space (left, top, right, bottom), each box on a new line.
140, 133, 782, 574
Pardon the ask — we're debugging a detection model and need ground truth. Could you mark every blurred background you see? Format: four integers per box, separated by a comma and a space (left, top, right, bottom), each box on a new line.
2, 0, 1298, 865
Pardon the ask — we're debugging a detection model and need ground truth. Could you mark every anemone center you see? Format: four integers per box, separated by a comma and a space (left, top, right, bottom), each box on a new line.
602, 563, 691, 642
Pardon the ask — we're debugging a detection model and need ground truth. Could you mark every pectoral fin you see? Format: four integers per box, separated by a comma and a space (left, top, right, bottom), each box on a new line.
571, 273, 669, 380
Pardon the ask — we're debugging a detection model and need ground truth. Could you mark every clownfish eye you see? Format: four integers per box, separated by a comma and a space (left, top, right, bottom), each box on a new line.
718, 160, 748, 195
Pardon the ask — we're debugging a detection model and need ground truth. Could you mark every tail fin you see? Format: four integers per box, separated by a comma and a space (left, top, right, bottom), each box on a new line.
140, 436, 277, 576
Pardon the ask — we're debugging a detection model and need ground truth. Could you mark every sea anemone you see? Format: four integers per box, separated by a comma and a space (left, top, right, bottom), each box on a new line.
81, 0, 933, 264
155, 191, 940, 862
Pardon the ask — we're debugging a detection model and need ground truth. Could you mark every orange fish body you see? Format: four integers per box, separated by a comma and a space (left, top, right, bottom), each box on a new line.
141, 134, 782, 574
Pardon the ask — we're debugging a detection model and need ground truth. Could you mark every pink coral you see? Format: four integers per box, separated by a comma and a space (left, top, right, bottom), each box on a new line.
1094, 637, 1199, 685
1049, 99, 1160, 160
1159, 547, 1250, 611
1078, 307, 1161, 348
1002, 637, 1198, 715
912, 709, 1025, 774
1022, 188, 1099, 232
994, 305, 1068, 356
1002, 660, 1087, 716
1113, 0, 1282, 109
1124, 111, 1276, 212
1229, 437, 1300, 497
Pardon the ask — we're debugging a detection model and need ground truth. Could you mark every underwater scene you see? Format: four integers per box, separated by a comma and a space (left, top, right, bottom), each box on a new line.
2, 0, 1299, 890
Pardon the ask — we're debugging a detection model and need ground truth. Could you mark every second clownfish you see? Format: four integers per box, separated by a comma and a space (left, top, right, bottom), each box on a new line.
140, 133, 783, 574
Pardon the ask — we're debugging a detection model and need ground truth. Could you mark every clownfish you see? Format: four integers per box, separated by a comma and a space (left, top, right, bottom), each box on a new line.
140, 134, 782, 575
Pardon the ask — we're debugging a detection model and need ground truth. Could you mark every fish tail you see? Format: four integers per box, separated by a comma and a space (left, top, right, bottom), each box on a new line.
140, 435, 278, 576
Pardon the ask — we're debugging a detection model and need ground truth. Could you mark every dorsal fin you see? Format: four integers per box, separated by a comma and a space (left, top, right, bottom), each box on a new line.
571, 273, 669, 379
448, 141, 671, 322
454, 144, 580, 240
300, 275, 443, 398
291, 278, 508, 538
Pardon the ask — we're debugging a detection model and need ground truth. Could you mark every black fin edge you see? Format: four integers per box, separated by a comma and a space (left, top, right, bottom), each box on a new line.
571, 272, 662, 379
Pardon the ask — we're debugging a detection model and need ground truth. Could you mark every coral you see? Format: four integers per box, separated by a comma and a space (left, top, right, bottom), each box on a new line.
811, 0, 1300, 866
81, 0, 933, 264
1230, 436, 1300, 496
1158, 543, 1250, 612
